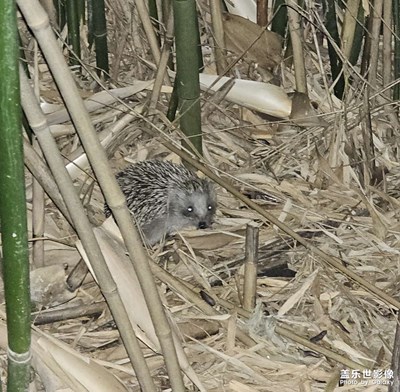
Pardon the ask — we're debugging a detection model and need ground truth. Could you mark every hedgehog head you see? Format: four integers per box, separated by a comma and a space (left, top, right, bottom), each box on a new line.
166, 178, 216, 233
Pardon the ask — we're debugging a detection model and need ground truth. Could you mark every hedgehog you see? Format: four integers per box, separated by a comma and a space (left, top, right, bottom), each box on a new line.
104, 160, 216, 245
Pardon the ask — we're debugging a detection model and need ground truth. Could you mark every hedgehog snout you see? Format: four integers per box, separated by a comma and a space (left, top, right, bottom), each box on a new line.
198, 221, 208, 229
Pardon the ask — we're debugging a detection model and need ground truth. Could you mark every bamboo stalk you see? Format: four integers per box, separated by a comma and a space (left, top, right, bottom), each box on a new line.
382, 0, 392, 102
66, 0, 81, 67
23, 139, 72, 225
209, 0, 227, 74
149, 1, 173, 110
243, 222, 259, 312
286, 0, 307, 93
17, 1, 187, 390
0, 0, 31, 388
54, 0, 66, 30
135, 0, 161, 64
322, 0, 345, 98
341, 0, 360, 60
19, 66, 157, 392
257, 0, 268, 26
271, 0, 287, 37
32, 139, 45, 268
173, 0, 203, 155
92, 0, 109, 77
368, 0, 384, 91
394, 0, 400, 100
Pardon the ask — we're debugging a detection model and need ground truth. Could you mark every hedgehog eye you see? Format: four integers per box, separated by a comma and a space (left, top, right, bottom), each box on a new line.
207, 205, 213, 210
187, 206, 193, 213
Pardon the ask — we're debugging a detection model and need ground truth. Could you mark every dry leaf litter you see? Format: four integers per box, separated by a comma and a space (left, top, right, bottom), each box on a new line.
1, 1, 399, 391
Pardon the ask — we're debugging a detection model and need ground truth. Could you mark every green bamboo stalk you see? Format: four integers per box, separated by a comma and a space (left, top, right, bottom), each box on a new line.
0, 0, 31, 390
271, 0, 287, 37
148, 0, 157, 19
322, 0, 345, 98
92, 0, 109, 77
148, 0, 161, 46
173, 0, 203, 155
77, 0, 85, 21
167, 80, 179, 120
66, 0, 81, 66
87, 0, 94, 48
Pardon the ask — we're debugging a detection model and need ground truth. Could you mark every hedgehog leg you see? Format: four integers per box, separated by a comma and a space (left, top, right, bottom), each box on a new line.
141, 217, 169, 246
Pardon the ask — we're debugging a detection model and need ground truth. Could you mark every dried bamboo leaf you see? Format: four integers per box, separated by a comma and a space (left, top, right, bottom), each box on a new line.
223, 13, 282, 70
278, 269, 319, 316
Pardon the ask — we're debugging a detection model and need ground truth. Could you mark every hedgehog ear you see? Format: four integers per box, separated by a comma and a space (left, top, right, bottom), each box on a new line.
204, 180, 216, 200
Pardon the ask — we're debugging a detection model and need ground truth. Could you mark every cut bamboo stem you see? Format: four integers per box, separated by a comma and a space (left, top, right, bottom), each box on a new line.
243, 222, 259, 312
